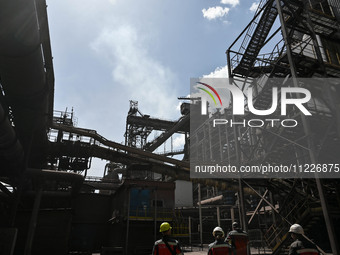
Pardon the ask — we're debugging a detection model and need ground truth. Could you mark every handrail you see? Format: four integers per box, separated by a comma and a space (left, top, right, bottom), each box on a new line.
51, 123, 190, 169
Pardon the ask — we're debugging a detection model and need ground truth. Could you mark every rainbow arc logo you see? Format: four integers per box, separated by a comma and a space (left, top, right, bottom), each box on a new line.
196, 82, 223, 107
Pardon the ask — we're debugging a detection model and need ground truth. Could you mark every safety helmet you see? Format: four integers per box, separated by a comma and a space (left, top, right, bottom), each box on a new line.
232, 222, 239, 229
289, 224, 304, 235
159, 222, 172, 233
212, 226, 225, 237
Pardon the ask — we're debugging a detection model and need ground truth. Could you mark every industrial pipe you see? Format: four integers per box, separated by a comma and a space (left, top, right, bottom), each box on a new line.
0, 0, 49, 171
26, 168, 84, 193
197, 195, 223, 205
0, 103, 24, 169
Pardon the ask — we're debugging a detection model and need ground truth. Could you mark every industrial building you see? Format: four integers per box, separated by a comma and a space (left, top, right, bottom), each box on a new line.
0, 0, 339, 255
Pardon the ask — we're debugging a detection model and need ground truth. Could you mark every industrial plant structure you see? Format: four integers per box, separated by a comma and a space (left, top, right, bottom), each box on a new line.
0, 0, 339, 255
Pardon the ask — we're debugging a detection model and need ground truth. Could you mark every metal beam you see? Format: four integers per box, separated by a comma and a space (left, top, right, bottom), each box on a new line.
127, 115, 187, 133
243, 180, 287, 222
197, 195, 223, 205
144, 114, 189, 152
248, 189, 269, 225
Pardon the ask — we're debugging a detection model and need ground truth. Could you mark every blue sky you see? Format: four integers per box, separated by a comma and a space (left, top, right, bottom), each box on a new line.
46, 0, 259, 176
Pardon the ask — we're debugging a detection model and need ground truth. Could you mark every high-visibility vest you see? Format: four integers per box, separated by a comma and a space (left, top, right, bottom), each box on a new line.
208, 242, 231, 255
227, 231, 248, 255
153, 238, 183, 255
297, 248, 319, 255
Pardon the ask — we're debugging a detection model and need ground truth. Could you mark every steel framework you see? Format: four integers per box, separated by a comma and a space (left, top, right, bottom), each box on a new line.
191, 0, 340, 254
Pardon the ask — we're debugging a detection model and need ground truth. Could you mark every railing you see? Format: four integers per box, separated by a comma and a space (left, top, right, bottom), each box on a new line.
264, 197, 311, 252
172, 223, 190, 237
53, 109, 78, 126
229, 37, 285, 72
85, 175, 103, 182
48, 129, 94, 144
155, 149, 184, 156
50, 123, 190, 176
237, 0, 267, 57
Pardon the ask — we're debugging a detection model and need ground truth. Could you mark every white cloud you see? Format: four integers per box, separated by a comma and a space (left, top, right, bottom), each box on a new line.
221, 0, 239, 7
202, 6, 230, 20
176, 101, 182, 112
250, 2, 259, 12
91, 25, 179, 119
202, 65, 229, 78
173, 134, 185, 149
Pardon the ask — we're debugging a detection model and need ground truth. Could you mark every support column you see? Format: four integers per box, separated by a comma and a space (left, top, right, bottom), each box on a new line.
154, 188, 158, 241
269, 192, 276, 226
189, 216, 192, 246
125, 187, 131, 255
231, 207, 235, 224
24, 186, 43, 255
238, 179, 248, 232
228, 70, 248, 231
217, 206, 221, 226
198, 184, 203, 249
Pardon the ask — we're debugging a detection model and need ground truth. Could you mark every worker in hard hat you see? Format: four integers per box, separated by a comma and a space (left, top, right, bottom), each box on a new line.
288, 224, 319, 255
152, 222, 183, 255
225, 222, 249, 255
208, 226, 231, 255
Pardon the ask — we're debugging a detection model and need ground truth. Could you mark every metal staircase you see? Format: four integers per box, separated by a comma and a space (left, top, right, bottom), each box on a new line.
234, 0, 278, 76
263, 193, 322, 255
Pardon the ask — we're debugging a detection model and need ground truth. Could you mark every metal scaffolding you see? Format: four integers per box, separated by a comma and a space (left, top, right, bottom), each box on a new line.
192, 0, 340, 253
124, 100, 190, 179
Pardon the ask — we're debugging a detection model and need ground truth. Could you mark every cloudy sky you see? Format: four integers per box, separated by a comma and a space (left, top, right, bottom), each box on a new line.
46, 0, 260, 176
